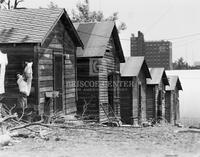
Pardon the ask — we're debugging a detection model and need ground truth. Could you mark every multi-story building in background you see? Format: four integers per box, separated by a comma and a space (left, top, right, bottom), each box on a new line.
130, 31, 145, 56
130, 31, 173, 70
145, 40, 172, 70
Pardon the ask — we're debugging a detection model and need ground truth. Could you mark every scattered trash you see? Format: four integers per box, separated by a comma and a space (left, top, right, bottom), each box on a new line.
0, 134, 11, 147
175, 123, 184, 128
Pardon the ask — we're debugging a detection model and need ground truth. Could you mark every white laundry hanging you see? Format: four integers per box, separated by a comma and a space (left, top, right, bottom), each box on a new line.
0, 50, 8, 94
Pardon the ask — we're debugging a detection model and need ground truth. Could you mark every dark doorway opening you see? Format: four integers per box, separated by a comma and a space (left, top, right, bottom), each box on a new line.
53, 53, 63, 112
138, 84, 142, 123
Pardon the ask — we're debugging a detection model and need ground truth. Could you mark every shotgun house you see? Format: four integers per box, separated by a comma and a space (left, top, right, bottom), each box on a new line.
165, 75, 182, 124
0, 9, 83, 117
146, 68, 169, 122
120, 57, 151, 125
74, 21, 125, 123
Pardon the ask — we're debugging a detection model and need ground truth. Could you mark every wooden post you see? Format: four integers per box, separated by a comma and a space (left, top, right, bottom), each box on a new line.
34, 45, 40, 114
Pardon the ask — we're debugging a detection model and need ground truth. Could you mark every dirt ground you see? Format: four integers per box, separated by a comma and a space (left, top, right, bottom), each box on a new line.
1, 121, 200, 157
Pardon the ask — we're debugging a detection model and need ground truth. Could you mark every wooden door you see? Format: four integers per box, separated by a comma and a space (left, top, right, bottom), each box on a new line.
108, 74, 114, 116
157, 90, 162, 120
120, 77, 133, 124
54, 53, 63, 112
138, 84, 142, 122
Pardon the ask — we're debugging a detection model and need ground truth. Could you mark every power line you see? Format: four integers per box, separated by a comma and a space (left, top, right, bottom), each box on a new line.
77, 30, 200, 43
145, 7, 172, 34
164, 32, 200, 41
144, 0, 172, 34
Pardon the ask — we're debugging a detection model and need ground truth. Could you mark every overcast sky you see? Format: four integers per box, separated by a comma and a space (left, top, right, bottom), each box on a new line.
23, 0, 200, 65
167, 70, 200, 118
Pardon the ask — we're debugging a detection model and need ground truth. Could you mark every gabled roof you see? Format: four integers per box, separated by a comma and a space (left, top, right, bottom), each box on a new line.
147, 68, 169, 85
166, 75, 183, 91
74, 21, 125, 62
0, 8, 83, 47
120, 56, 151, 78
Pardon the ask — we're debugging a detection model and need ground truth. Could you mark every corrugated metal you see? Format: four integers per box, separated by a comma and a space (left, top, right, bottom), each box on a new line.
0, 8, 83, 47
166, 75, 183, 91
120, 56, 151, 78
74, 21, 125, 62
147, 68, 169, 85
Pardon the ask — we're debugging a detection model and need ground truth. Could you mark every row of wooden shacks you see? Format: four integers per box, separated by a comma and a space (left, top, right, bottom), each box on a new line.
0, 8, 182, 126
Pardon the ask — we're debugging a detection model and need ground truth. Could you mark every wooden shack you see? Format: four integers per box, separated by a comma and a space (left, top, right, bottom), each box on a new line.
146, 68, 169, 122
0, 9, 83, 116
120, 57, 151, 125
165, 75, 182, 124
74, 21, 125, 122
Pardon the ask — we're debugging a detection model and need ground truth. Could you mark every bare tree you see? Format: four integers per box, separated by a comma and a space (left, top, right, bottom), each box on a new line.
47, 1, 58, 9
0, 0, 25, 9
71, 0, 127, 32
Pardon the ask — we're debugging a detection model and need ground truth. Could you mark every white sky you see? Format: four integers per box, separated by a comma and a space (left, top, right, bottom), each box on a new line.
23, 0, 200, 65
167, 70, 200, 118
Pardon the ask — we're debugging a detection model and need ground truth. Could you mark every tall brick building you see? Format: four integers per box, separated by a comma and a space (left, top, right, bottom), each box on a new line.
130, 31, 145, 56
130, 31, 173, 70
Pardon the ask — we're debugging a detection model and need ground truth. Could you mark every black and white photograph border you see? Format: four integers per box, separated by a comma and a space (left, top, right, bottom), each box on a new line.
0, 0, 200, 157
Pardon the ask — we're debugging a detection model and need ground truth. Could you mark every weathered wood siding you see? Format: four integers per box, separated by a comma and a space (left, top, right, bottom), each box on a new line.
174, 89, 180, 123
157, 81, 166, 120
121, 68, 147, 125
146, 85, 156, 120
165, 91, 172, 123
120, 77, 133, 124
138, 69, 147, 122
165, 88, 180, 124
1, 45, 36, 110
131, 70, 147, 124
132, 77, 138, 124
37, 20, 77, 115
77, 36, 121, 122
36, 47, 53, 115
147, 81, 166, 122
77, 58, 99, 120
63, 24, 77, 114
99, 36, 121, 122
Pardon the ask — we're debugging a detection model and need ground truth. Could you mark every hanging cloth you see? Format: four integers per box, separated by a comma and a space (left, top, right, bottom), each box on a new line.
0, 50, 8, 94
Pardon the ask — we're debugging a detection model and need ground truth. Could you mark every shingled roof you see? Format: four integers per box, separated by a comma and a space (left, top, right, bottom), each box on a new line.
74, 21, 125, 62
0, 8, 83, 47
120, 56, 151, 78
166, 75, 183, 91
147, 68, 169, 85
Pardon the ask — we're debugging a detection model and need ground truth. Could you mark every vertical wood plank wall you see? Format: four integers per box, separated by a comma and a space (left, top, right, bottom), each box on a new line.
1, 45, 35, 110
37, 20, 77, 115
165, 91, 171, 123
130, 70, 147, 125
120, 77, 133, 124
146, 81, 166, 122
77, 35, 121, 122
77, 58, 99, 120
99, 36, 121, 122
138, 69, 147, 122
132, 77, 138, 124
146, 85, 156, 120
159, 81, 166, 120
165, 88, 180, 124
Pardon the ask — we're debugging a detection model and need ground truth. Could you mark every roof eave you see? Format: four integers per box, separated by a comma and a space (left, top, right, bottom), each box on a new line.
41, 9, 84, 48
142, 60, 151, 79
162, 71, 169, 85
112, 25, 125, 63
63, 10, 84, 48
177, 78, 183, 91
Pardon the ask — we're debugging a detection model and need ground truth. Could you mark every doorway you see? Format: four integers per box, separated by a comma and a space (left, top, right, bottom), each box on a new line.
157, 90, 162, 120
108, 74, 114, 116
138, 84, 142, 123
54, 53, 63, 112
